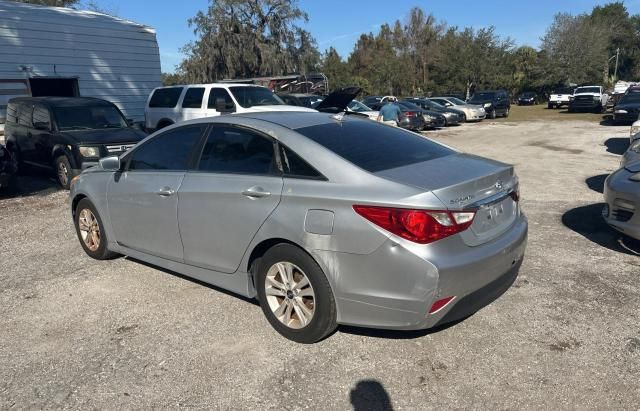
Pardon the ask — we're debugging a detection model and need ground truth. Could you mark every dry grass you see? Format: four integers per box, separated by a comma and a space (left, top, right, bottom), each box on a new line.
491, 103, 609, 123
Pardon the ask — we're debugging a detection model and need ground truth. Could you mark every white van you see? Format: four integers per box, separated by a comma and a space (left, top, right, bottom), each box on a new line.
144, 83, 315, 131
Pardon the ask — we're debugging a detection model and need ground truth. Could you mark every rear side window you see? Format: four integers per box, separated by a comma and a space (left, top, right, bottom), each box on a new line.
208, 88, 235, 110
296, 119, 454, 173
280, 146, 323, 179
148, 87, 183, 108
128, 125, 204, 171
32, 104, 51, 128
198, 126, 276, 175
17, 103, 32, 126
6, 103, 18, 124
182, 88, 205, 109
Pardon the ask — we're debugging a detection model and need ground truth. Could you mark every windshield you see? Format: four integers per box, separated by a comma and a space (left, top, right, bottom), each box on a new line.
229, 86, 284, 108
54, 105, 128, 130
521, 92, 535, 97
469, 92, 497, 102
348, 100, 373, 112
448, 97, 466, 105
619, 93, 640, 104
574, 87, 600, 94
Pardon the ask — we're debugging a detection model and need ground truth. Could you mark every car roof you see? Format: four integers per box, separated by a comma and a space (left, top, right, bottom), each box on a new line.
178, 111, 368, 131
156, 83, 265, 89
8, 96, 113, 107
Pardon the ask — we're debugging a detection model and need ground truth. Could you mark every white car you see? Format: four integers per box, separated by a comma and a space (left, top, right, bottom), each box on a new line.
548, 87, 575, 109
144, 83, 314, 131
347, 100, 379, 120
430, 96, 486, 121
631, 119, 640, 143
568, 86, 609, 113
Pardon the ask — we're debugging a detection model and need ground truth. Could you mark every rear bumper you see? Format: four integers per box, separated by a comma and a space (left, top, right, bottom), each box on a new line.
320, 214, 528, 330
398, 116, 426, 131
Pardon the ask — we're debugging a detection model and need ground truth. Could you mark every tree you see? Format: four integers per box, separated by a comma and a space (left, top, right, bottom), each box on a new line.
9, 0, 79, 6
179, 0, 320, 83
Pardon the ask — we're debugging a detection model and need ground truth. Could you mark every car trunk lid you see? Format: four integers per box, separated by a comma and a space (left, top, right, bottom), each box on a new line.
375, 153, 519, 245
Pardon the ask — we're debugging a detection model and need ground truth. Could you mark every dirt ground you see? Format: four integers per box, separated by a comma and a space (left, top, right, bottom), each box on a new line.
1, 112, 639, 410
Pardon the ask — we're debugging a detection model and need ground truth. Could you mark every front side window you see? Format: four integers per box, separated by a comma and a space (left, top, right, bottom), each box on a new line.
229, 86, 284, 108
32, 104, 51, 129
54, 104, 127, 130
128, 125, 204, 171
182, 88, 205, 108
198, 126, 276, 175
148, 87, 184, 108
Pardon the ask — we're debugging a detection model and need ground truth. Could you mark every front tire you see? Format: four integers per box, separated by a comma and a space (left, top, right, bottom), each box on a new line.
489, 108, 496, 119
503, 107, 510, 118
256, 244, 337, 343
74, 198, 119, 260
54, 155, 74, 190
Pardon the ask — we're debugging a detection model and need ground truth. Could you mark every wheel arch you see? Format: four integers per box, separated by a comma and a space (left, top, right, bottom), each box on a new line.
156, 118, 174, 129
52, 144, 77, 168
71, 193, 88, 219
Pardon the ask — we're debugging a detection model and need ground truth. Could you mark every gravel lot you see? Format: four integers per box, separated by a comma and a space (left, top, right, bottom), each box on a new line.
1, 116, 639, 409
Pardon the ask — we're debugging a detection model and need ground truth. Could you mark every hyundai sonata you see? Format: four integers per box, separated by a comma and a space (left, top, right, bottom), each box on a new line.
70, 112, 527, 343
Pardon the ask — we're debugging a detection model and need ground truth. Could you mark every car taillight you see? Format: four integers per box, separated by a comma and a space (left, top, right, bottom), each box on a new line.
404, 111, 418, 117
352, 205, 476, 244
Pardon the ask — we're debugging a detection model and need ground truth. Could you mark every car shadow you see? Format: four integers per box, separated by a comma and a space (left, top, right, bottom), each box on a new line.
585, 174, 608, 193
125, 257, 260, 307
604, 137, 629, 155
561, 203, 640, 255
0, 174, 60, 199
600, 115, 616, 126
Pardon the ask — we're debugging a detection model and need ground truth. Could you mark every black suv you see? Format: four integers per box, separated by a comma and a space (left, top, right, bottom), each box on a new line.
4, 97, 146, 189
468, 90, 510, 119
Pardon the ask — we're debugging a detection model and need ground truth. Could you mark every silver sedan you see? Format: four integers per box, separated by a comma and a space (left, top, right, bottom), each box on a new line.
69, 112, 528, 343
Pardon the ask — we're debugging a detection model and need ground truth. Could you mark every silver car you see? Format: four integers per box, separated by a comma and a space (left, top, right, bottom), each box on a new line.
603, 161, 640, 240
69, 112, 528, 343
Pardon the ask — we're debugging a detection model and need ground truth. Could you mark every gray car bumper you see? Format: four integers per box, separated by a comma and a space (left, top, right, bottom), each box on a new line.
603, 169, 640, 240
315, 214, 528, 330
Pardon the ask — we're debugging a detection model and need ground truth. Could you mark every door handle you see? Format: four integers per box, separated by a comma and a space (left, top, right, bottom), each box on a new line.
242, 186, 271, 198
156, 187, 176, 197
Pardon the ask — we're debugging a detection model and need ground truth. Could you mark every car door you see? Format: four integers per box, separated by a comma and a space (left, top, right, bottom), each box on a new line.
204, 87, 236, 117
179, 87, 206, 122
30, 103, 54, 166
16, 102, 36, 163
107, 124, 206, 261
178, 125, 283, 273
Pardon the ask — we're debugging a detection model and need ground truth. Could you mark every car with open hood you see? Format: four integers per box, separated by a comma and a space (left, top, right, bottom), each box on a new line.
4, 97, 147, 189
69, 111, 527, 343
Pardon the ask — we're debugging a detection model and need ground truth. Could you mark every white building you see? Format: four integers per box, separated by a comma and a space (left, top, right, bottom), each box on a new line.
0, 0, 162, 139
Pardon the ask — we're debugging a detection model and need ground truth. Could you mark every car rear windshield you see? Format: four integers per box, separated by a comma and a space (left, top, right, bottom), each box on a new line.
296, 119, 454, 172
468, 92, 496, 102
229, 86, 284, 108
620, 93, 640, 104
574, 87, 600, 94
149, 87, 183, 108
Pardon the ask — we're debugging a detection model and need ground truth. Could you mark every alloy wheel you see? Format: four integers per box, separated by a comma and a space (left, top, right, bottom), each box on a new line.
78, 208, 100, 251
264, 261, 315, 329
57, 161, 69, 186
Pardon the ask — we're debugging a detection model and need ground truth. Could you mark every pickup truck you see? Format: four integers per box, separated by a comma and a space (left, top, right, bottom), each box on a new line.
568, 86, 609, 113
548, 87, 574, 109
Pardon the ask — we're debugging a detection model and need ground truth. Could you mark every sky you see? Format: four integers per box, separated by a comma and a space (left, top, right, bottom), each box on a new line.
95, 0, 640, 73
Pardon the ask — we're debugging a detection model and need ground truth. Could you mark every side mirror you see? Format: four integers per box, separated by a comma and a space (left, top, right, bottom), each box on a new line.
215, 97, 235, 113
99, 156, 121, 171
33, 122, 50, 131
126, 118, 134, 126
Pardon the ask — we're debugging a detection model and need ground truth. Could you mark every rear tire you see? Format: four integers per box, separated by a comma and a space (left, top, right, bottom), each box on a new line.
256, 244, 337, 343
503, 107, 510, 118
74, 198, 119, 260
547, 103, 554, 109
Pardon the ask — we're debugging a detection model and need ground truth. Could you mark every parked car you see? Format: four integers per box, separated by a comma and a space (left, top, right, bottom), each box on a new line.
613, 92, 640, 124
395, 101, 427, 131
346, 100, 379, 120
548, 87, 575, 109
429, 96, 486, 121
145, 84, 314, 131
4, 97, 147, 189
517, 92, 538, 105
362, 96, 397, 107
568, 86, 609, 113
0, 143, 18, 192
404, 98, 464, 125
603, 162, 640, 241
70, 111, 527, 343
467, 90, 510, 119
630, 119, 640, 142
276, 93, 325, 108
620, 138, 640, 168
